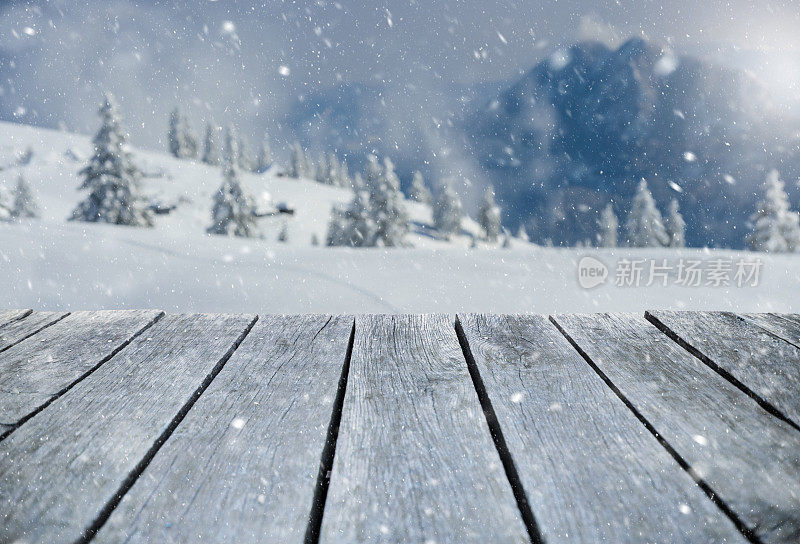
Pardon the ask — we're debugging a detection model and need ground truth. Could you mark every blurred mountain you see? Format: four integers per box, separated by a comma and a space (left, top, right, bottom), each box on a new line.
284, 38, 800, 247
467, 37, 800, 247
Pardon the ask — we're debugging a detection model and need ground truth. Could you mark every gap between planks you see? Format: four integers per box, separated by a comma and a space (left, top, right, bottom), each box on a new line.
0, 312, 71, 355
304, 320, 356, 544
645, 311, 800, 435
78, 315, 259, 542
0, 312, 166, 442
549, 315, 761, 544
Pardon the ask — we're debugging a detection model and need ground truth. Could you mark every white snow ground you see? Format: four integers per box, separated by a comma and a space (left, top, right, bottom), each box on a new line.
1, 121, 799, 314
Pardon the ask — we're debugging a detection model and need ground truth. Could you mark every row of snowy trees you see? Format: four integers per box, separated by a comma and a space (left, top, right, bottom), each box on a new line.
286, 143, 352, 188
594, 174, 800, 252
168, 107, 273, 173
326, 158, 510, 247
326, 155, 409, 246
0, 176, 39, 222
66, 95, 800, 253
596, 179, 686, 248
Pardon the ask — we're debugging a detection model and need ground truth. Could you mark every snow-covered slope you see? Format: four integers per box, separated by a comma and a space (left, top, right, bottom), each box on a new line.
0, 121, 487, 249
1, 121, 799, 314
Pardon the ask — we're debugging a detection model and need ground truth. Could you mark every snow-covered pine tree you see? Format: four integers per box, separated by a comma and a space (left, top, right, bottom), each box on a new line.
201, 122, 220, 166
408, 171, 432, 204
368, 157, 409, 246
184, 119, 198, 159
257, 135, 273, 173
433, 178, 463, 240
167, 107, 197, 159
0, 184, 11, 222
277, 221, 289, 242
502, 230, 512, 248
287, 142, 305, 178
625, 179, 668, 247
516, 224, 529, 243
364, 154, 383, 187
315, 152, 329, 183
664, 198, 686, 248
478, 185, 502, 242
207, 126, 258, 237
598, 203, 619, 248
335, 158, 351, 188
11, 175, 39, 219
748, 170, 800, 253
327, 191, 377, 247
71, 94, 153, 227
238, 135, 257, 172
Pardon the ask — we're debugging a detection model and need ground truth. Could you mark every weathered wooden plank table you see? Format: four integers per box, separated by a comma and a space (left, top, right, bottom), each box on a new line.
1, 310, 798, 543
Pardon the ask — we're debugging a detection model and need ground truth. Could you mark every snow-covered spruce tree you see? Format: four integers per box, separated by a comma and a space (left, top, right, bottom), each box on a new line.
625, 179, 668, 248
0, 185, 11, 222
478, 185, 502, 242
277, 221, 289, 242
11, 175, 39, 219
257, 135, 273, 173
516, 224, 529, 243
327, 191, 377, 247
502, 229, 512, 248
168, 107, 197, 159
664, 198, 686, 248
201, 122, 220, 166
287, 142, 305, 178
598, 203, 619, 248
238, 135, 257, 173
433, 179, 463, 240
207, 127, 258, 237
408, 171, 432, 204
748, 170, 800, 253
71, 94, 153, 227
367, 157, 409, 246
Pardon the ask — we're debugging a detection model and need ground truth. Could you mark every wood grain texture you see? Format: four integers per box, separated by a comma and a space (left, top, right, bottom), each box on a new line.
320, 314, 529, 543
647, 310, 800, 428
0, 309, 162, 426
0, 309, 31, 327
740, 313, 800, 349
0, 313, 256, 543
95, 315, 354, 544
555, 313, 800, 544
459, 313, 746, 544
0, 311, 69, 353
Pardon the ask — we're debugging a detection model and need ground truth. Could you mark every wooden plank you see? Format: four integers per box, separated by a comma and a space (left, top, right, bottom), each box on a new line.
458, 314, 745, 543
0, 313, 256, 543
95, 315, 354, 543
0, 311, 69, 353
647, 310, 800, 429
739, 313, 800, 348
0, 309, 162, 428
554, 313, 800, 544
0, 309, 32, 327
320, 314, 529, 543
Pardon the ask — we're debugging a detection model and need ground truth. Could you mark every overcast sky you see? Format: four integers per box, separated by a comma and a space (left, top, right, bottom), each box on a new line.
1, 0, 798, 148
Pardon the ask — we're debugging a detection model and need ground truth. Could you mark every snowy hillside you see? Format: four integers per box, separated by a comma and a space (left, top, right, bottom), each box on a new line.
1, 121, 799, 314
0, 121, 488, 249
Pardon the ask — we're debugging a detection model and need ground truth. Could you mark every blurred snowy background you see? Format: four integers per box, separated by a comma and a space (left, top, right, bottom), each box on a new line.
1, 0, 799, 312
